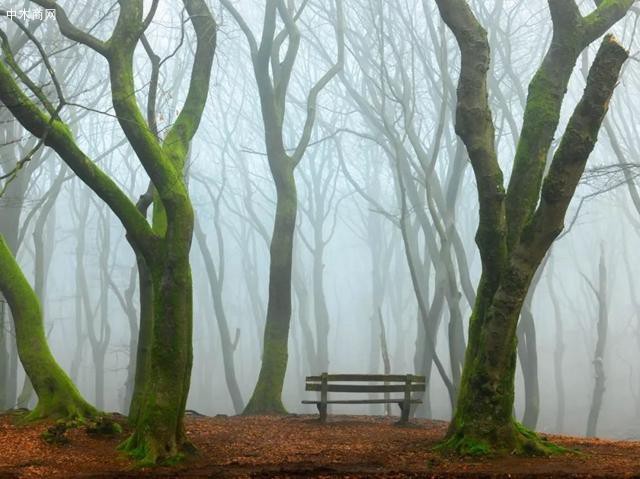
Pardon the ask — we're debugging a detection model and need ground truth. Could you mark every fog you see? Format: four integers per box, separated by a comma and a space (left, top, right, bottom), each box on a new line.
1, 0, 640, 443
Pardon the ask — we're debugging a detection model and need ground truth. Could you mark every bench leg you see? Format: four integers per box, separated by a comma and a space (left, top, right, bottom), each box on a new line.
316, 403, 327, 422
397, 401, 410, 424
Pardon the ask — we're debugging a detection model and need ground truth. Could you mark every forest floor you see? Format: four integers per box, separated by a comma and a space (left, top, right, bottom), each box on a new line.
1, 412, 640, 478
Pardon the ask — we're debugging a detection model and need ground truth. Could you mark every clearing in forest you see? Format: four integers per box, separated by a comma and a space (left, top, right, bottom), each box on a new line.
1, 413, 640, 477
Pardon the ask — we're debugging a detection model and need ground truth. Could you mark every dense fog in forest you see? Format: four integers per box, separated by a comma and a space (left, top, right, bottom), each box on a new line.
2, 0, 640, 457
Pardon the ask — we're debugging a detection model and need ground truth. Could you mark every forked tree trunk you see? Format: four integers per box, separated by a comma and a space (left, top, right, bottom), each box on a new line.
0, 0, 215, 464
435, 0, 631, 454
222, 0, 343, 415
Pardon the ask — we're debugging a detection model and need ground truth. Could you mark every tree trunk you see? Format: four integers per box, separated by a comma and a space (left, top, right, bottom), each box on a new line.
194, 221, 245, 414
378, 309, 392, 416
94, 353, 106, 411
21, 166, 63, 411
442, 274, 543, 455
366, 181, 384, 414
0, 0, 216, 464
292, 258, 318, 375
0, 235, 96, 420
127, 251, 154, 423
435, 0, 630, 455
517, 305, 539, 429
0, 162, 27, 410
517, 263, 545, 430
0, 303, 7, 409
123, 243, 194, 462
313, 243, 330, 374
119, 265, 139, 413
244, 165, 297, 415
586, 249, 608, 437
547, 257, 565, 433
94, 211, 112, 410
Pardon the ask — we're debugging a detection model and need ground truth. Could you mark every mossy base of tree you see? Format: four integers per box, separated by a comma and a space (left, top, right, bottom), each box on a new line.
86, 415, 123, 436
119, 427, 196, 466
436, 420, 567, 457
0, 234, 98, 426
40, 415, 121, 445
42, 421, 74, 445
23, 396, 97, 423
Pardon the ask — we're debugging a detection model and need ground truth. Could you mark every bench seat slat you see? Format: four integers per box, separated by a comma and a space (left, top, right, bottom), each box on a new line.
306, 383, 425, 393
302, 399, 422, 405
306, 374, 425, 383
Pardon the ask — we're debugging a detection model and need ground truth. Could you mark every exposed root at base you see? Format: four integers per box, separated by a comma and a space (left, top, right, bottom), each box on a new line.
39, 415, 121, 445
23, 399, 98, 424
119, 431, 194, 466
435, 421, 569, 457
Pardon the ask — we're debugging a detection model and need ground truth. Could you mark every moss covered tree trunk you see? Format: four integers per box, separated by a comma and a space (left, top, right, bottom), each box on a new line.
127, 250, 153, 422
123, 227, 195, 461
434, 0, 632, 455
109, 0, 214, 461
0, 157, 28, 410
0, 0, 216, 464
0, 235, 96, 420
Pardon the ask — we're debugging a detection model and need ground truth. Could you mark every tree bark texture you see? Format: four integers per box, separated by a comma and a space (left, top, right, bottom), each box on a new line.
435, 0, 630, 455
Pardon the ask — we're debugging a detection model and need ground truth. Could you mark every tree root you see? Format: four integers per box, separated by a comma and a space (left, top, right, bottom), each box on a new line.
22, 399, 97, 423
40, 415, 122, 445
436, 421, 569, 457
119, 428, 194, 466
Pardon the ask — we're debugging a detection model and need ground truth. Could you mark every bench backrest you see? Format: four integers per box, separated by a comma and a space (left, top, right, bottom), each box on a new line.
305, 373, 426, 393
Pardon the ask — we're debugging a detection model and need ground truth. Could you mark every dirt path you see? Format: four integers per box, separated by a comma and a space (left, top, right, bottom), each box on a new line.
1, 413, 640, 477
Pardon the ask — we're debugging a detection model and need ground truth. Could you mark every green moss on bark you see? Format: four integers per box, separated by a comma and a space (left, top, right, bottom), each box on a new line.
120, 253, 195, 465
437, 420, 565, 456
243, 332, 289, 415
0, 235, 97, 422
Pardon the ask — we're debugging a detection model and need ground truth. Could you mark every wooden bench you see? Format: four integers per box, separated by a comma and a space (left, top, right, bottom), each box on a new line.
302, 373, 426, 423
